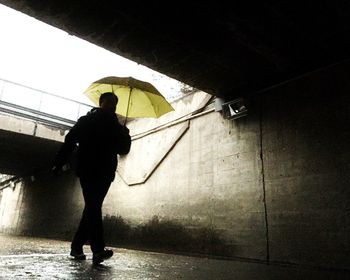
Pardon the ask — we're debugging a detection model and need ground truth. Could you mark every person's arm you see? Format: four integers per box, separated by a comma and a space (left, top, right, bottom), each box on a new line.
52, 116, 86, 170
116, 123, 131, 155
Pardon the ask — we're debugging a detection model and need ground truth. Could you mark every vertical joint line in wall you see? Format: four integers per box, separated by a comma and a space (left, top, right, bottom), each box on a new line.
33, 123, 38, 136
15, 181, 25, 234
259, 95, 270, 263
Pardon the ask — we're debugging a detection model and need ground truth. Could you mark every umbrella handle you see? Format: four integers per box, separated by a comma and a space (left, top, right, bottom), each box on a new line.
124, 87, 132, 126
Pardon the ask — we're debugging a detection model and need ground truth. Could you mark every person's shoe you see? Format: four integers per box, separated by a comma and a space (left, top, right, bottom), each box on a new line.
92, 249, 113, 265
70, 248, 86, 260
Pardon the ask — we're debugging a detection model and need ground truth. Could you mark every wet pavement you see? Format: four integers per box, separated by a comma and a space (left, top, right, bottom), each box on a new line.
0, 234, 349, 279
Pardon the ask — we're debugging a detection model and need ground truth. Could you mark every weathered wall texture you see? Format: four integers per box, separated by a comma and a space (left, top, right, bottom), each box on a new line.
17, 172, 82, 239
109, 99, 266, 260
0, 172, 82, 239
0, 62, 349, 270
105, 61, 350, 269
0, 181, 24, 234
262, 63, 350, 269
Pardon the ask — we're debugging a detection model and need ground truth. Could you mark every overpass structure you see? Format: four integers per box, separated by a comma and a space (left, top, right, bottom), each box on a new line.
0, 78, 92, 177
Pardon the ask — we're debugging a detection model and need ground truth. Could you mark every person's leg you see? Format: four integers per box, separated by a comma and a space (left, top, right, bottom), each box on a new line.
80, 176, 111, 254
71, 207, 89, 253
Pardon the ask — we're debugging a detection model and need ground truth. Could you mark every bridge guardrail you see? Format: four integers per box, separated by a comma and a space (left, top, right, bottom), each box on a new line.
0, 78, 93, 129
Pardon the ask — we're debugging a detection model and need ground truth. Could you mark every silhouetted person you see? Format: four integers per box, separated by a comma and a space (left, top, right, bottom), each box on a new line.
52, 92, 131, 265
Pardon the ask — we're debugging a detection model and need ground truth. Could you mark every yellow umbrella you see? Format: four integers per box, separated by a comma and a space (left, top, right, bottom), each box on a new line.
83, 76, 174, 121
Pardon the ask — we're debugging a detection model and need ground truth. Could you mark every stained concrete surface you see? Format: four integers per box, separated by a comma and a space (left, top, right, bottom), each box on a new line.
0, 234, 348, 279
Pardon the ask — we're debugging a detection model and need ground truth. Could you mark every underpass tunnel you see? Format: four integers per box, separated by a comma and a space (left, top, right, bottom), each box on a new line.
0, 61, 349, 272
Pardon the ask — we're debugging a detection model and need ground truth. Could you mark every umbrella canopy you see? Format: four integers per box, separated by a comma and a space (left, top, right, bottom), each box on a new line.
83, 76, 174, 118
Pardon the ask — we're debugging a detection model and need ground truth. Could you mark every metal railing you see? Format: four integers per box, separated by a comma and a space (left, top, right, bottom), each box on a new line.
0, 78, 93, 129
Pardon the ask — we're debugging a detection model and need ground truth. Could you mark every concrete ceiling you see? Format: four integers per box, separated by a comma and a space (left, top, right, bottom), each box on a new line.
1, 1, 350, 100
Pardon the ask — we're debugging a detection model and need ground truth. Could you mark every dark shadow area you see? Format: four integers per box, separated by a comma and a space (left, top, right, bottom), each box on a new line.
103, 215, 233, 258
91, 263, 112, 271
260, 62, 350, 270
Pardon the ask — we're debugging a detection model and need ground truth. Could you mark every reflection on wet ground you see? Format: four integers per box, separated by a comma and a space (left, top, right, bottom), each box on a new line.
0, 234, 348, 279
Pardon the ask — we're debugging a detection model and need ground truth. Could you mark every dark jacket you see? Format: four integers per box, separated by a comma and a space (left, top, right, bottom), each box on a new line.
53, 108, 131, 181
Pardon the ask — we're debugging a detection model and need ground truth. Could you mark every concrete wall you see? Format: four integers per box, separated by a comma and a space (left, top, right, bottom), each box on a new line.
0, 181, 24, 234
106, 61, 350, 269
263, 63, 350, 269
0, 171, 82, 239
0, 61, 349, 270
109, 98, 266, 260
0, 113, 66, 141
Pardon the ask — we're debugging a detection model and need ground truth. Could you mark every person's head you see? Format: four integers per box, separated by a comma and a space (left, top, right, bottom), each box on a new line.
99, 92, 118, 114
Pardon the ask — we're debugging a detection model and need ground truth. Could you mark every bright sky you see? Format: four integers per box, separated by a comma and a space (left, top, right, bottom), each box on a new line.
0, 4, 183, 105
